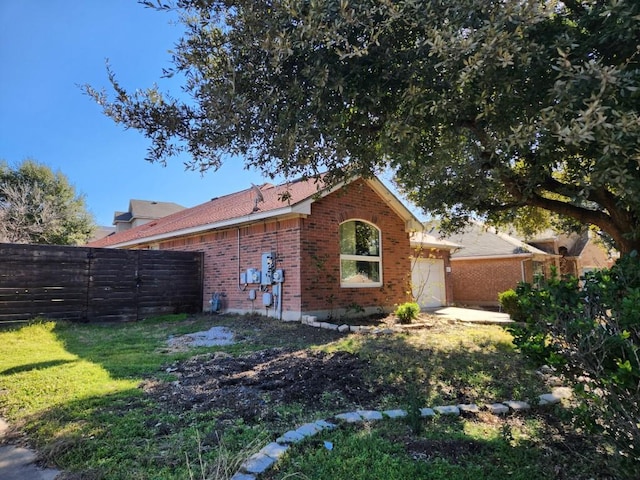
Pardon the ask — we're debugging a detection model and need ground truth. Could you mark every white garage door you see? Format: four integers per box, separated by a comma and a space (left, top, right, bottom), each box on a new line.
412, 258, 446, 309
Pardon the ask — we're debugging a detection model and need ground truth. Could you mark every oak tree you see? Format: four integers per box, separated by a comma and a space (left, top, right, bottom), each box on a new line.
86, 0, 640, 253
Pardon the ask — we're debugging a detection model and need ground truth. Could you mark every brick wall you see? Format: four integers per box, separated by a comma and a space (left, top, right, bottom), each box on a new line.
299, 179, 413, 317
451, 256, 526, 306
154, 218, 303, 319
134, 179, 413, 320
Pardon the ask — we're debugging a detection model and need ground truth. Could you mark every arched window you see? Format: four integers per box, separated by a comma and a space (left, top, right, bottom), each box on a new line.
339, 220, 382, 287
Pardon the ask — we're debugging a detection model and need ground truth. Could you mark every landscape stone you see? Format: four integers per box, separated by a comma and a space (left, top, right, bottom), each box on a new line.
230, 473, 256, 480
356, 410, 383, 421
276, 430, 305, 444
338, 324, 350, 333
503, 400, 530, 411
241, 453, 276, 474
485, 403, 510, 415
259, 442, 289, 459
420, 408, 436, 417
538, 393, 562, 405
295, 422, 322, 437
383, 409, 408, 418
320, 322, 339, 330
458, 403, 480, 414
434, 405, 460, 416
350, 326, 361, 332
314, 419, 337, 430
335, 412, 363, 423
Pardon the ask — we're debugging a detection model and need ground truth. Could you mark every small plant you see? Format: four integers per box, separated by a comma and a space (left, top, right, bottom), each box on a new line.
404, 385, 426, 435
395, 302, 420, 324
497, 289, 521, 320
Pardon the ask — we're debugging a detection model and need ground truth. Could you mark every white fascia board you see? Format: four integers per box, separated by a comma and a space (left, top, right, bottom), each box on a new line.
103, 204, 312, 249
451, 253, 534, 261
411, 241, 460, 251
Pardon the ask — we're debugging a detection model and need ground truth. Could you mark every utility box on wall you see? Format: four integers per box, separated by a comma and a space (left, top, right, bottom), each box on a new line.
261, 252, 275, 285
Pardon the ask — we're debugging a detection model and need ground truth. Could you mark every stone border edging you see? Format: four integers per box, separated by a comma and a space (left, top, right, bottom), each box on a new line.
230, 386, 572, 479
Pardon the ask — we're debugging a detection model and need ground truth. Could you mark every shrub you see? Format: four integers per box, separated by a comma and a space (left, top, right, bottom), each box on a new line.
497, 289, 521, 320
509, 253, 640, 473
395, 302, 420, 324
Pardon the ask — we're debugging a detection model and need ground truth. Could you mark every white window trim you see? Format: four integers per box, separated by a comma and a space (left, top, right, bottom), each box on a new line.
339, 220, 383, 288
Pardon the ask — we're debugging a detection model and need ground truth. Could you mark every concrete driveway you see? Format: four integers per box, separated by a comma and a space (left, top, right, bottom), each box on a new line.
429, 306, 513, 325
0, 419, 60, 480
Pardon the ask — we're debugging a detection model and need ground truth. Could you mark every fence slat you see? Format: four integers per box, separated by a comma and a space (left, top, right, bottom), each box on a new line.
0, 243, 203, 323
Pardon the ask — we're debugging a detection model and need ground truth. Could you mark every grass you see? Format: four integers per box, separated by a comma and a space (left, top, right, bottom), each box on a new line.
264, 414, 591, 480
0, 314, 623, 479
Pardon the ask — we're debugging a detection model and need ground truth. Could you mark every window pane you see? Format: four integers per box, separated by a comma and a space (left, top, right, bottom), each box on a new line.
339, 221, 356, 255
355, 222, 379, 256
340, 221, 379, 256
341, 260, 380, 284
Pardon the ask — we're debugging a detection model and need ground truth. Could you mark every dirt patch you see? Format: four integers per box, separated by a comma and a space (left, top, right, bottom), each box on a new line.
143, 348, 398, 423
403, 437, 489, 464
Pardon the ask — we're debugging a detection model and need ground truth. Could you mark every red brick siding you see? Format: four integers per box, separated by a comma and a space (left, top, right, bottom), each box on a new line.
300, 179, 413, 314
130, 179, 413, 319
451, 257, 525, 306
139, 218, 303, 317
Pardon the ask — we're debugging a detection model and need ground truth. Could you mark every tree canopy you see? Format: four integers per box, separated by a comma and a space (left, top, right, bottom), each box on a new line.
85, 0, 640, 253
0, 159, 95, 245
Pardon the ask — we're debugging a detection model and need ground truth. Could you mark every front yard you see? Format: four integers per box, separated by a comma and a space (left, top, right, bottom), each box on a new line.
0, 314, 622, 479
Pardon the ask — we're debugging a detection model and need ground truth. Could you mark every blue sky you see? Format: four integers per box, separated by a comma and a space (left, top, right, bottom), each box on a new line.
0, 1, 418, 227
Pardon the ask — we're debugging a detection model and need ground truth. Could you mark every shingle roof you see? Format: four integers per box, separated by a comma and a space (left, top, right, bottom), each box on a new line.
442, 222, 551, 258
89, 176, 330, 248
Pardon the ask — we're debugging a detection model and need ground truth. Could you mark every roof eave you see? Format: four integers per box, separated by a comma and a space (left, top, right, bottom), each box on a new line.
364, 177, 422, 232
99, 203, 312, 249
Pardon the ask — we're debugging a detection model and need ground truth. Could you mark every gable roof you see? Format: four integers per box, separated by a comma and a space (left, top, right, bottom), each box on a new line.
441, 221, 552, 259
410, 231, 462, 251
88, 176, 421, 249
113, 199, 186, 224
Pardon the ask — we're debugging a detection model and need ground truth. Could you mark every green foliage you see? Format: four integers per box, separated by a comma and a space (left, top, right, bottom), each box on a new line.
87, 0, 640, 253
395, 302, 420, 324
0, 159, 95, 245
497, 289, 521, 321
509, 253, 640, 470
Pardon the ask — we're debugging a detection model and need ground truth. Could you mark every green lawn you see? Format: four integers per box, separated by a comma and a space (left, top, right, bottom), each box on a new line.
0, 314, 622, 479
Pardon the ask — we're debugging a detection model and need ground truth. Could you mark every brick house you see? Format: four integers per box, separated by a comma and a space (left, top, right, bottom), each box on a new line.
87, 176, 422, 321
113, 199, 186, 232
440, 221, 615, 307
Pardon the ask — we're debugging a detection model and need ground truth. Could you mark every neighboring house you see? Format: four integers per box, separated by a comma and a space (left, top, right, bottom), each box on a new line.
113, 199, 186, 232
524, 230, 615, 277
410, 231, 461, 309
440, 222, 559, 307
439, 222, 615, 307
88, 176, 422, 321
88, 226, 116, 243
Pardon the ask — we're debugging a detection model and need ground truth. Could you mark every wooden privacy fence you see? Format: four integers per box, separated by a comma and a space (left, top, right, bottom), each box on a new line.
0, 243, 203, 323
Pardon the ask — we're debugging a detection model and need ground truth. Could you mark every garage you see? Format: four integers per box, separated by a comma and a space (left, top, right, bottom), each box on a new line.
412, 257, 446, 308
410, 231, 461, 310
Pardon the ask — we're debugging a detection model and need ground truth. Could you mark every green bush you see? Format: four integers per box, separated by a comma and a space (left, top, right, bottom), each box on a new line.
497, 289, 521, 320
508, 253, 640, 473
395, 302, 420, 324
